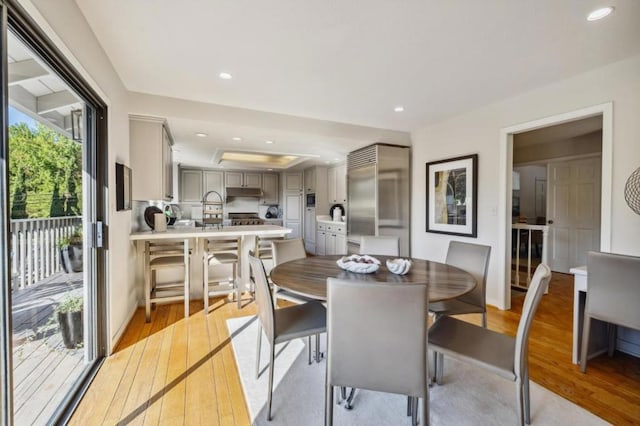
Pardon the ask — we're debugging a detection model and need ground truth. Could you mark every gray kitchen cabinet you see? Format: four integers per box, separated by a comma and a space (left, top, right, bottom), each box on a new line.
225, 171, 262, 188
284, 172, 303, 192
316, 230, 326, 255
180, 169, 203, 202
261, 173, 279, 205
327, 164, 347, 204
304, 167, 316, 193
179, 169, 224, 202
204, 170, 224, 195
130, 115, 174, 201
284, 192, 302, 239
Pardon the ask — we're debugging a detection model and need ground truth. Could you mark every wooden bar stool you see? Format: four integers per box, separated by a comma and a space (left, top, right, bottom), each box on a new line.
203, 237, 240, 312
144, 239, 190, 322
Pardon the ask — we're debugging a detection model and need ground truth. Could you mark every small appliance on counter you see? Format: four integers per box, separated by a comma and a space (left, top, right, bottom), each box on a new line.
265, 205, 279, 219
330, 204, 345, 222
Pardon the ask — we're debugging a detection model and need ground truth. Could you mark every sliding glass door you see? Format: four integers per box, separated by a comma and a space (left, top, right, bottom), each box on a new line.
0, 2, 107, 424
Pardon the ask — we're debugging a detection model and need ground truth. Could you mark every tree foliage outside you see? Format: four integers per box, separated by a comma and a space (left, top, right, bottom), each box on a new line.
9, 122, 82, 219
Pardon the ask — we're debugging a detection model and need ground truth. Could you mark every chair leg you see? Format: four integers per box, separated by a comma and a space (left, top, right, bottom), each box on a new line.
235, 262, 242, 310
481, 312, 487, 328
325, 384, 334, 426
308, 336, 312, 365
436, 352, 444, 385
580, 315, 592, 373
407, 396, 412, 416
422, 391, 430, 425
607, 323, 617, 357
145, 265, 151, 323
203, 255, 209, 314
255, 323, 262, 379
516, 378, 526, 426
267, 342, 275, 421
411, 397, 418, 426
184, 263, 189, 319
315, 333, 321, 363
524, 366, 531, 425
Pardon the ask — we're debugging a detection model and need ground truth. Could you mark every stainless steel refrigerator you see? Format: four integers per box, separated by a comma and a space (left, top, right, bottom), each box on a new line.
347, 144, 411, 256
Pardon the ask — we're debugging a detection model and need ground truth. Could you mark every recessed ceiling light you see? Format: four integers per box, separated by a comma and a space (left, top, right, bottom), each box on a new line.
394, 106, 405, 112
267, 168, 273, 171
232, 137, 242, 141
219, 72, 233, 80
195, 132, 208, 137
587, 6, 614, 21
265, 140, 274, 144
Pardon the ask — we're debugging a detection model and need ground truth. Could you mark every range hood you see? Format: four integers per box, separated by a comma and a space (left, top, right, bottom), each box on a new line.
225, 187, 264, 199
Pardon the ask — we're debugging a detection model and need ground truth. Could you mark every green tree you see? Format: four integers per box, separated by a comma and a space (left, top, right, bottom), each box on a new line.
9, 122, 82, 218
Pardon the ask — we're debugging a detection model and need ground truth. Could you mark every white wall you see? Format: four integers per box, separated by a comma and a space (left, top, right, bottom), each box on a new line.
22, 0, 135, 352
411, 54, 640, 308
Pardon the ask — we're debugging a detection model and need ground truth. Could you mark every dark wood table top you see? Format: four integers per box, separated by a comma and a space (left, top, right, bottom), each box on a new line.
270, 255, 476, 302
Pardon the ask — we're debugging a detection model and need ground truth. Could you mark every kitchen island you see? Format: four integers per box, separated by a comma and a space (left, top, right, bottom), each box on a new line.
130, 225, 291, 306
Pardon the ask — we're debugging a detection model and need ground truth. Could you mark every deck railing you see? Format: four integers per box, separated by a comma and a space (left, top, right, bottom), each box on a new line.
512, 223, 549, 290
10, 216, 82, 290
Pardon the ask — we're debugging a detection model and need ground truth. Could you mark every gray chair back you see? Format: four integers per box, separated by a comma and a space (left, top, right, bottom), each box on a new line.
359, 236, 400, 257
446, 241, 491, 309
587, 251, 640, 330
249, 253, 276, 342
514, 263, 552, 378
326, 278, 428, 398
272, 238, 306, 266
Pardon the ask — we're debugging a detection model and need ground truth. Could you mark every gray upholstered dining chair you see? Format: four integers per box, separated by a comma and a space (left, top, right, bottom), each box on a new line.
359, 235, 400, 256
580, 251, 640, 372
428, 241, 491, 327
271, 238, 316, 305
428, 263, 551, 426
325, 278, 429, 426
248, 253, 326, 422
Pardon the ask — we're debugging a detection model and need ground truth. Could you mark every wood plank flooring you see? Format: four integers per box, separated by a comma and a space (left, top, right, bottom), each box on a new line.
71, 273, 640, 425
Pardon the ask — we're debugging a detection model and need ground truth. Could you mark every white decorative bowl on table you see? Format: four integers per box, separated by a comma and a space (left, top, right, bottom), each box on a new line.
336, 254, 380, 274
386, 258, 413, 275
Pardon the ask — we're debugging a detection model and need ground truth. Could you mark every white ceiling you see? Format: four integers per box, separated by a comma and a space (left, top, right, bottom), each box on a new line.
75, 0, 640, 167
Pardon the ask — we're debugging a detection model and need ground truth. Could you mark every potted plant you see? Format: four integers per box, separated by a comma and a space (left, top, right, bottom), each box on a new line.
59, 227, 83, 273
55, 294, 83, 349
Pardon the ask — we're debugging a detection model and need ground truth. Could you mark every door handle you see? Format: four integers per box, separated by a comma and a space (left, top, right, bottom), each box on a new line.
547, 220, 554, 224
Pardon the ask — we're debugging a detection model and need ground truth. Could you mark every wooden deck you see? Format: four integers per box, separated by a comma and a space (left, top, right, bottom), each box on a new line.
11, 271, 85, 425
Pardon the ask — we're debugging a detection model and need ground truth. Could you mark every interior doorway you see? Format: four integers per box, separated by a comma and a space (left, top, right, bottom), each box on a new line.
497, 103, 612, 310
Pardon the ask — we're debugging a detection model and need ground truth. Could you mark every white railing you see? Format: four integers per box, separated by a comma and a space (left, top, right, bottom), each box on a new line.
10, 216, 82, 290
512, 223, 549, 290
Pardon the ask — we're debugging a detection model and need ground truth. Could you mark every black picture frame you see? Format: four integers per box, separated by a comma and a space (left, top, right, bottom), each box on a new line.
115, 163, 132, 211
426, 154, 478, 237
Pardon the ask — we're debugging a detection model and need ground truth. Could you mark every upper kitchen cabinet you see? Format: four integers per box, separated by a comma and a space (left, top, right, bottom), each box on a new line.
261, 173, 279, 205
304, 167, 316, 193
225, 171, 262, 188
284, 172, 303, 192
179, 169, 224, 202
327, 164, 347, 204
130, 115, 174, 201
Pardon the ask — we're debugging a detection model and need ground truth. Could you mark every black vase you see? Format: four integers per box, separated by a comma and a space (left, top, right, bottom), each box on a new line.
58, 310, 83, 349
60, 243, 83, 273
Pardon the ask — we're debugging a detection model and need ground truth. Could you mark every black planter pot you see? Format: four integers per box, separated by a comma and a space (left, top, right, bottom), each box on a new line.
60, 243, 83, 273
58, 310, 83, 349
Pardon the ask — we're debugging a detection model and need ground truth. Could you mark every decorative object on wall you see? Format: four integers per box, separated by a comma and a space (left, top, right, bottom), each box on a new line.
624, 166, 640, 215
426, 154, 478, 237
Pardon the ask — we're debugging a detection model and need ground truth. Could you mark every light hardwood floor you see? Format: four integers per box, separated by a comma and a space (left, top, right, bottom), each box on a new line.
71, 273, 640, 425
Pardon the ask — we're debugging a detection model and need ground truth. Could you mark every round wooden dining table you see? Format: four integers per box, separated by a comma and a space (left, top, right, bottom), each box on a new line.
270, 255, 476, 302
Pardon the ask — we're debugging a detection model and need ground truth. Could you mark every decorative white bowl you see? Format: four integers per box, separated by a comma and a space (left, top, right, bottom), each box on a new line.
386, 258, 412, 275
336, 254, 380, 274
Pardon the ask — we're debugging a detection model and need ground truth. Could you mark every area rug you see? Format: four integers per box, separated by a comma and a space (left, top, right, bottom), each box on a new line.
227, 316, 607, 425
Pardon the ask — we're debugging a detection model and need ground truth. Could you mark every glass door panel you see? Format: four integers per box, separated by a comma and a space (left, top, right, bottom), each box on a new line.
7, 31, 96, 424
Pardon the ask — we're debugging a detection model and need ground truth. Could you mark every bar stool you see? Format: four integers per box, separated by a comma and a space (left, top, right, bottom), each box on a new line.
203, 237, 240, 312
144, 240, 191, 322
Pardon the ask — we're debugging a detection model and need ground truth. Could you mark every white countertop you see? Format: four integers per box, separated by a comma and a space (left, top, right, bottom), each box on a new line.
316, 215, 346, 226
569, 265, 587, 276
130, 225, 291, 240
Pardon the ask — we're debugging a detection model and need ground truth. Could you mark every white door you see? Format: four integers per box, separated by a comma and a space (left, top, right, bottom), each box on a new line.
547, 157, 601, 272
284, 193, 302, 239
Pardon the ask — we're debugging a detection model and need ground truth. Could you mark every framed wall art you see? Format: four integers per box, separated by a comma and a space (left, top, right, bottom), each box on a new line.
426, 154, 478, 237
